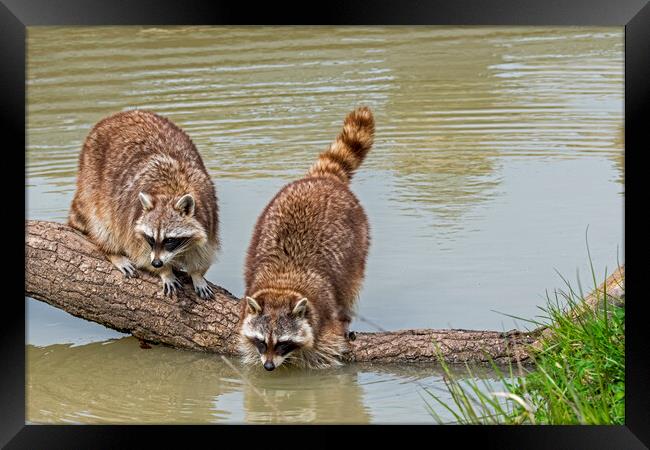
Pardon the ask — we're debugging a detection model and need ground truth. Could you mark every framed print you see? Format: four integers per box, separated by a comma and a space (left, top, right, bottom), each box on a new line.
4, 0, 649, 447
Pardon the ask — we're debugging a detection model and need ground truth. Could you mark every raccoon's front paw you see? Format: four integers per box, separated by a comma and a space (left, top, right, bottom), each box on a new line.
190, 273, 213, 299
161, 276, 183, 296
121, 262, 138, 278
108, 255, 138, 278
194, 281, 214, 299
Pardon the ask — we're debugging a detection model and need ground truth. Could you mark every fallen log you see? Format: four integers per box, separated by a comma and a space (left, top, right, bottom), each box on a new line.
25, 220, 624, 365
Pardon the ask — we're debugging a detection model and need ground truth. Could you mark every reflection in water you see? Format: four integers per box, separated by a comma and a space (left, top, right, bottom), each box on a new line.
28, 337, 493, 424
27, 26, 623, 423
240, 366, 371, 423
27, 340, 240, 424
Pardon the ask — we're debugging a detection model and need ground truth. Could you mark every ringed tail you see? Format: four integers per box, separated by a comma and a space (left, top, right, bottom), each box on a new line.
307, 106, 375, 184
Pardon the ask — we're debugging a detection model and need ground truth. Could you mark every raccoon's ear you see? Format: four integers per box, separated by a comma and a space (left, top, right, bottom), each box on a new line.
246, 296, 262, 315
291, 298, 309, 318
175, 194, 195, 216
139, 192, 154, 211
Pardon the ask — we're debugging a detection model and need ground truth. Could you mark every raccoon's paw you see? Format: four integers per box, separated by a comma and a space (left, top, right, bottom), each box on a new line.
194, 282, 213, 299
108, 255, 138, 278
162, 277, 183, 296
121, 262, 138, 278
190, 274, 213, 299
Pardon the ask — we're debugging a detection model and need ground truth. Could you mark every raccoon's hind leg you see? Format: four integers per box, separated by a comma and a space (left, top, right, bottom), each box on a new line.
107, 254, 138, 278
68, 198, 89, 234
190, 271, 213, 299
338, 311, 354, 341
337, 297, 358, 341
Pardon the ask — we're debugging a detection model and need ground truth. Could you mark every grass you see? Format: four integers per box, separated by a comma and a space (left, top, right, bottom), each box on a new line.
423, 257, 625, 425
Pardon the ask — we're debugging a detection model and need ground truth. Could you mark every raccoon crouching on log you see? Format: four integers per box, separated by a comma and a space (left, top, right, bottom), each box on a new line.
239, 106, 374, 370
68, 110, 219, 299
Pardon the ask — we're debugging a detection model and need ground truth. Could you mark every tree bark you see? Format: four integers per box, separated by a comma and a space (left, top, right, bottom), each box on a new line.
25, 220, 624, 365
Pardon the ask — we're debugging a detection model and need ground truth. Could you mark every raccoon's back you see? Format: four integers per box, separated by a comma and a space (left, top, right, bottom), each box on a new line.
77, 110, 206, 190
71, 110, 217, 244
245, 177, 369, 290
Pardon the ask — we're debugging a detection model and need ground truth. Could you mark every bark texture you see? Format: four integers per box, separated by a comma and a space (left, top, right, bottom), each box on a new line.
25, 220, 624, 365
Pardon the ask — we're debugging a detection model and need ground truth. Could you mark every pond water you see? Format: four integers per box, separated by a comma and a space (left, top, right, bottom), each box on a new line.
26, 26, 624, 424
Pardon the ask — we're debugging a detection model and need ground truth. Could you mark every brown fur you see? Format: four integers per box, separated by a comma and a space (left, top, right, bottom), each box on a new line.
239, 106, 374, 369
69, 110, 219, 296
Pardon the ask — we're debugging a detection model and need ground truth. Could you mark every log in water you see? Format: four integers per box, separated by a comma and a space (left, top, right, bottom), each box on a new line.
25, 219, 624, 365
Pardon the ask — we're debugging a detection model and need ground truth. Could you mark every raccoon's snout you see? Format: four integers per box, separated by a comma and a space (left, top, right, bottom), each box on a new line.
263, 360, 275, 371
151, 259, 163, 268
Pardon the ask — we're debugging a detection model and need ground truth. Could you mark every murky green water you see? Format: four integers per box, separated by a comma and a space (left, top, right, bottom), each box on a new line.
26, 26, 623, 423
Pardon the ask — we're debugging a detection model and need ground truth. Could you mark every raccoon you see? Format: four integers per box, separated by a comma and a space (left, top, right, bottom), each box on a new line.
239, 106, 374, 370
68, 110, 219, 298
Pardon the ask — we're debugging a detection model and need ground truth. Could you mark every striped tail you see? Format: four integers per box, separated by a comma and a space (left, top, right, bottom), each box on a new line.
307, 106, 375, 184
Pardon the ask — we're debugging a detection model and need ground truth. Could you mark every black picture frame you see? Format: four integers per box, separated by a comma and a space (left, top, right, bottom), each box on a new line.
5, 0, 648, 447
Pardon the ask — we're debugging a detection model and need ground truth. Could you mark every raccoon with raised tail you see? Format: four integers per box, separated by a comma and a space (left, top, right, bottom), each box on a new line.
239, 106, 374, 370
69, 110, 219, 298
